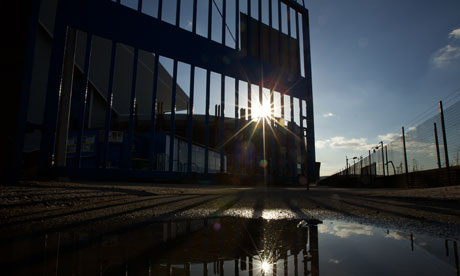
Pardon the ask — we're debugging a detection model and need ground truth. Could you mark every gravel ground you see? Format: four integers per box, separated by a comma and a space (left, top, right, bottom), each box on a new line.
1, 181, 459, 240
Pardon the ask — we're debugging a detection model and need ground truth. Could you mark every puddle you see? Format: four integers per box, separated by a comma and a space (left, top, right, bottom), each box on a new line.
1, 217, 458, 275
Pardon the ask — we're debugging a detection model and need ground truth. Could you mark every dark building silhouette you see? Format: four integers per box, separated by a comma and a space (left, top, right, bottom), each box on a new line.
9, 0, 317, 184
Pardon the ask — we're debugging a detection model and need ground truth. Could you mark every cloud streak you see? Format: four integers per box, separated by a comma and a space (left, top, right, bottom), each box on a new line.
316, 136, 372, 151
323, 112, 335, 118
432, 27, 460, 68
449, 27, 460, 39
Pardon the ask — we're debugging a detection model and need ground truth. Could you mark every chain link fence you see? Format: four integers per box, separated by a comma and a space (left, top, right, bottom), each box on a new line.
337, 96, 460, 178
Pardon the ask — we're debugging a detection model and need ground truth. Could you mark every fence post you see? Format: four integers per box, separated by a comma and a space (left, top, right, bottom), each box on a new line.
434, 123, 441, 169
385, 145, 389, 176
439, 101, 449, 168
402, 127, 408, 175
380, 141, 385, 177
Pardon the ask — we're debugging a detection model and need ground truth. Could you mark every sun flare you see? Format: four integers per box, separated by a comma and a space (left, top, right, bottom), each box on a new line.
261, 261, 271, 272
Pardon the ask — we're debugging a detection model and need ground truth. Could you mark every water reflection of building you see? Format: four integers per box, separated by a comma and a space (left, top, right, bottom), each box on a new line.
1, 218, 320, 276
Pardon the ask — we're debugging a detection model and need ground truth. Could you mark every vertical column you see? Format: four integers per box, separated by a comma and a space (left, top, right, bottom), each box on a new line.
149, 54, 160, 170
309, 225, 319, 276
102, 41, 117, 169
290, 96, 296, 177
301, 9, 316, 183
439, 101, 449, 168
220, 75, 225, 172
277, 0, 282, 68
299, 99, 305, 176
168, 60, 178, 171
286, 5, 292, 71
205, 70, 211, 173
434, 123, 441, 169
75, 34, 93, 168
12, 0, 42, 180
268, 0, 273, 64
124, 47, 139, 169
236, 0, 240, 50
280, 93, 285, 176
247, 0, 251, 55
234, 78, 239, 174
402, 127, 408, 174
55, 28, 77, 167
258, 0, 262, 59
187, 66, 195, 173
39, 0, 71, 172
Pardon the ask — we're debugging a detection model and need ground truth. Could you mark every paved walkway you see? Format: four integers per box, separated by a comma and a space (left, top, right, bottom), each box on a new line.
1, 181, 459, 240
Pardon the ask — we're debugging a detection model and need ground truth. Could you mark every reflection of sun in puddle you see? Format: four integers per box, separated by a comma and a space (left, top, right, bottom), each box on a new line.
261, 209, 296, 220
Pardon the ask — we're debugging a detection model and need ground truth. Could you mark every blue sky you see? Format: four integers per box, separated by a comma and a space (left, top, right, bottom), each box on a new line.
306, 0, 460, 175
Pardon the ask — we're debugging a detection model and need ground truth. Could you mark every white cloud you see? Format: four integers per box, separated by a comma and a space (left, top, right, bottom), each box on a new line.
449, 27, 460, 39
316, 136, 372, 151
432, 27, 460, 68
319, 223, 374, 238
432, 45, 460, 68
323, 112, 335, 118
384, 231, 406, 240
378, 132, 400, 142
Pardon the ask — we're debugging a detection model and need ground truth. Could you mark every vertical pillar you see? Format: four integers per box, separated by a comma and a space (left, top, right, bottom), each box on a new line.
301, 9, 316, 183
102, 42, 117, 169
439, 101, 449, 168
11, 0, 42, 180
187, 66, 195, 172
75, 34, 93, 168
309, 225, 319, 276
149, 54, 160, 170
236, 0, 239, 50
434, 123, 441, 169
125, 47, 139, 169
55, 28, 77, 167
39, 6, 71, 172
169, 59, 177, 172
385, 146, 389, 175
290, 97, 296, 178
205, 70, 211, 173
453, 241, 459, 276
220, 75, 225, 172
234, 78, 239, 174
402, 127, 408, 174
286, 5, 292, 71
380, 141, 385, 177
247, 0, 251, 55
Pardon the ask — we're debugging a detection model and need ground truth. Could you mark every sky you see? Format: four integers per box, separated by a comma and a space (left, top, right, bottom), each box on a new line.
305, 0, 460, 175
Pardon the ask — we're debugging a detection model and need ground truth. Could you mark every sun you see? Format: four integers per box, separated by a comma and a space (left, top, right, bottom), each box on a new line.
261, 260, 271, 272
253, 101, 272, 121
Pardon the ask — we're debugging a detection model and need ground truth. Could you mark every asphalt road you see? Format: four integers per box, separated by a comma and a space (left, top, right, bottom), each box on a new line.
1, 181, 459, 240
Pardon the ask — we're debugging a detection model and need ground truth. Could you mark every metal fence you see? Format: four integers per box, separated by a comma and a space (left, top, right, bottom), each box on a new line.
337, 96, 460, 177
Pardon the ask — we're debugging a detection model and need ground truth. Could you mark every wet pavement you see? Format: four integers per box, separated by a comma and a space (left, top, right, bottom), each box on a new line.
1, 216, 458, 276
1, 183, 460, 275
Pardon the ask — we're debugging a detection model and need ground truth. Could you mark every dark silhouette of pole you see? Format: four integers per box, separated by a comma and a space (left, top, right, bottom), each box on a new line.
380, 141, 385, 177
385, 146, 389, 176
434, 123, 441, 169
402, 127, 408, 174
454, 241, 459, 276
439, 101, 449, 168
